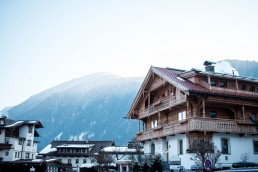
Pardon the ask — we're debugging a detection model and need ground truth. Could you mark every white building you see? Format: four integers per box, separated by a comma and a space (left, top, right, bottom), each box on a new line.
39, 140, 115, 172
0, 116, 43, 161
127, 64, 258, 170
101, 146, 143, 172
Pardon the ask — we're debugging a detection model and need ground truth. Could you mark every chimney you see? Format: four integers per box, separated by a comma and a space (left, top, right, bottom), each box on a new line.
203, 61, 216, 72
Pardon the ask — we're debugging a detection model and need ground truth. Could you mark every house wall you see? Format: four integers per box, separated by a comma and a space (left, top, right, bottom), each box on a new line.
212, 133, 258, 168
48, 156, 91, 172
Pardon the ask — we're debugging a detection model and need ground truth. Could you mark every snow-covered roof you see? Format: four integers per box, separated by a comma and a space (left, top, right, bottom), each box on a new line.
80, 163, 96, 168
57, 144, 94, 148
102, 146, 141, 153
39, 144, 57, 154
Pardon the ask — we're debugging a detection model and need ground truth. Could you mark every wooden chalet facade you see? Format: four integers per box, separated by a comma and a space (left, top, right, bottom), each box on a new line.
127, 62, 258, 169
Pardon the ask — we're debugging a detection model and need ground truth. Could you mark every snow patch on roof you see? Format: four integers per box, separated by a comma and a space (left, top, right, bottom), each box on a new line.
40, 144, 57, 154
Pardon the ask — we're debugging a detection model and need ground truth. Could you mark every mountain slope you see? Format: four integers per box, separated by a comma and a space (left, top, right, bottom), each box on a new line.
7, 73, 143, 151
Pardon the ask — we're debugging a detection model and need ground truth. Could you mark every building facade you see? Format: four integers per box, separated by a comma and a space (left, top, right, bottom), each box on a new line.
127, 62, 258, 169
40, 140, 115, 172
0, 116, 43, 161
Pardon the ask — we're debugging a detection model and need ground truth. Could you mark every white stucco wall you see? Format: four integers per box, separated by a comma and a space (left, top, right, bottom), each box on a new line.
213, 133, 258, 168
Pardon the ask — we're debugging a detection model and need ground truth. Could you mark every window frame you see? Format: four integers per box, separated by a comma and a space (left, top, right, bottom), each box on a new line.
178, 139, 183, 155
221, 138, 230, 155
253, 140, 258, 154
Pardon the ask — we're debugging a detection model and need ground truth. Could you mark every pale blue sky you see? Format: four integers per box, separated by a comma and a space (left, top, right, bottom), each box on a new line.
0, 0, 258, 109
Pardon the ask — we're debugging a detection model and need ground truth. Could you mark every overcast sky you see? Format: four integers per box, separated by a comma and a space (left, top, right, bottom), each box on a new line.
0, 0, 258, 110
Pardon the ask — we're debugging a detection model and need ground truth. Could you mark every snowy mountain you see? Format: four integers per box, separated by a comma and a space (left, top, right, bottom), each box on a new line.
7, 73, 143, 151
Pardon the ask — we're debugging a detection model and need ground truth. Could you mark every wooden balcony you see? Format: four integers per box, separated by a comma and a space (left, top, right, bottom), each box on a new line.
136, 117, 257, 141
140, 95, 186, 119
0, 143, 12, 150
5, 130, 20, 137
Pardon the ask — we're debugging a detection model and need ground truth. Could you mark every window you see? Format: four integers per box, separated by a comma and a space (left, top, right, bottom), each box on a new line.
240, 84, 246, 90
83, 159, 87, 164
26, 153, 30, 158
5, 151, 9, 156
151, 143, 155, 155
5, 138, 10, 144
178, 139, 183, 155
76, 159, 79, 164
28, 126, 33, 133
27, 140, 31, 146
248, 85, 255, 92
151, 120, 157, 128
68, 159, 72, 164
178, 111, 186, 121
211, 80, 217, 87
0, 119, 4, 125
253, 140, 258, 154
209, 111, 217, 118
256, 87, 258, 93
220, 81, 227, 88
15, 152, 18, 158
221, 138, 230, 154
19, 139, 23, 145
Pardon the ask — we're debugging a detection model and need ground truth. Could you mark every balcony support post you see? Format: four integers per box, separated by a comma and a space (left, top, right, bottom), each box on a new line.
242, 105, 245, 122
138, 120, 140, 132
202, 99, 206, 117
187, 101, 190, 118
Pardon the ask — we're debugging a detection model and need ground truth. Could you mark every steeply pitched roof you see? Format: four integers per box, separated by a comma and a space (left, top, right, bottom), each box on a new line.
127, 66, 258, 119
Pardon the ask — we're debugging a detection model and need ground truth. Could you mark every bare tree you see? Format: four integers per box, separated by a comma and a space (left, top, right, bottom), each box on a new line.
94, 149, 114, 172
188, 139, 221, 171
240, 153, 250, 163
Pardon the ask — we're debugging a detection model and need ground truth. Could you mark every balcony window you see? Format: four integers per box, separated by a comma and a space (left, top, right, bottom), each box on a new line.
221, 138, 230, 154
211, 80, 217, 87
68, 159, 71, 164
209, 111, 217, 118
83, 159, 87, 163
5, 151, 9, 156
178, 139, 183, 155
76, 159, 79, 164
178, 111, 186, 121
220, 81, 227, 88
240, 84, 246, 90
253, 140, 258, 154
248, 85, 255, 92
151, 120, 158, 128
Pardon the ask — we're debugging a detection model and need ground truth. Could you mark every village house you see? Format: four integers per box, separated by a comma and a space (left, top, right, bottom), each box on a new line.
0, 116, 43, 161
39, 140, 115, 172
127, 61, 258, 169
99, 145, 144, 172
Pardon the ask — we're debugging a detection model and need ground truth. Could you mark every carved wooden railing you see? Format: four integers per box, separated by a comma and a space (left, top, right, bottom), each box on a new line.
139, 95, 186, 119
136, 117, 257, 141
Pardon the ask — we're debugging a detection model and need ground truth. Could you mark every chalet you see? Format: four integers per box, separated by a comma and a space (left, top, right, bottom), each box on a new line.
39, 140, 115, 172
127, 62, 258, 169
0, 116, 43, 161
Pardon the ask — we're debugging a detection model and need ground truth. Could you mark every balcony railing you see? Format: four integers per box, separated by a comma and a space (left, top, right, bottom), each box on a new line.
140, 95, 186, 118
136, 117, 257, 141
0, 143, 12, 150
5, 130, 19, 137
